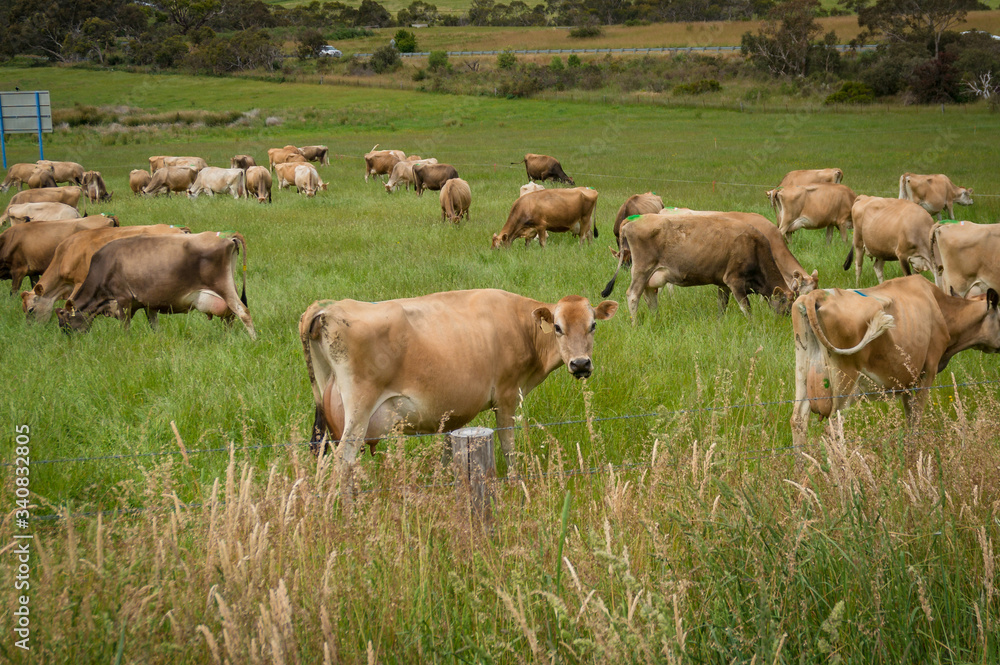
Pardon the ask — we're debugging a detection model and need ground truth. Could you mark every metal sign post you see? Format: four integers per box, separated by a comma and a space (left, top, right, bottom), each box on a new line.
0, 90, 52, 169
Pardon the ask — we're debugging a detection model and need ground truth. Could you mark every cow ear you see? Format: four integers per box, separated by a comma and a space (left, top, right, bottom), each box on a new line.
533, 307, 554, 334
987, 289, 999, 310
594, 300, 618, 321
33, 283, 44, 296
950, 286, 957, 297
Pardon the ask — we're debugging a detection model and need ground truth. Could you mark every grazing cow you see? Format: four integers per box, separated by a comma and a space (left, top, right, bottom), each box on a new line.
384, 161, 416, 193
492, 187, 599, 248
245, 166, 272, 203
440, 178, 471, 223
22, 224, 190, 322
790, 276, 1000, 449
6, 187, 84, 215
766, 169, 844, 210
364, 145, 406, 182
517, 154, 574, 185
268, 148, 306, 171
412, 163, 459, 197
843, 196, 935, 286
930, 221, 1000, 297
82, 171, 112, 203
27, 167, 57, 189
300, 289, 618, 468
300, 145, 329, 165
130, 170, 152, 196
293, 164, 319, 197
56, 232, 256, 339
187, 167, 246, 199
161, 156, 207, 172
274, 162, 326, 193
143, 166, 199, 196
37, 160, 85, 185
148, 155, 168, 173
231, 155, 256, 170
899, 173, 973, 220
3, 203, 81, 227
0, 216, 119, 293
2, 164, 48, 192
519, 182, 545, 198
774, 183, 857, 244
613, 193, 664, 246
405, 154, 424, 162
601, 213, 795, 322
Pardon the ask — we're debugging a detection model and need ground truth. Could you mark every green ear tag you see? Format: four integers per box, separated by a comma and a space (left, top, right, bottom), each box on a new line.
626, 214, 642, 221
823, 379, 830, 389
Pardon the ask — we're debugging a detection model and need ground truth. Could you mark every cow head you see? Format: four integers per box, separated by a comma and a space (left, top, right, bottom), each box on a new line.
55, 301, 93, 333
491, 232, 510, 249
770, 287, 794, 315
790, 269, 819, 296
956, 188, 974, 206
21, 284, 54, 323
533, 296, 618, 379
973, 289, 1000, 353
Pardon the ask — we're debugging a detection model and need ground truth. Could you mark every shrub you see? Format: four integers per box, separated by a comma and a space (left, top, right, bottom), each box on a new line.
673, 78, 721, 95
497, 49, 517, 69
155, 36, 188, 69
297, 28, 325, 59
428, 50, 448, 70
550, 56, 564, 71
394, 29, 418, 53
824, 80, 875, 105
567, 54, 581, 68
370, 45, 400, 73
909, 53, 962, 104
568, 24, 603, 39
412, 67, 427, 81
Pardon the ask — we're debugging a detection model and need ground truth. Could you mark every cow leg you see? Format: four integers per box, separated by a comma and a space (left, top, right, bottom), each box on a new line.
854, 245, 866, 287
146, 309, 158, 330
625, 269, 652, 326
538, 230, 548, 248
838, 223, 850, 245
643, 287, 659, 316
28, 275, 39, 288
790, 322, 814, 457
900, 256, 913, 277
716, 287, 731, 316
10, 270, 26, 295
825, 226, 834, 245
494, 399, 518, 470
873, 258, 885, 284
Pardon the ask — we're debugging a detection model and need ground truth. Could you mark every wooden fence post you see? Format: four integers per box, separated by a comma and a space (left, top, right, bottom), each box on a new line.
450, 426, 496, 522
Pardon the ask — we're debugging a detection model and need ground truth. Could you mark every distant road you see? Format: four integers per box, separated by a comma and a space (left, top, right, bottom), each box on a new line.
353, 44, 873, 57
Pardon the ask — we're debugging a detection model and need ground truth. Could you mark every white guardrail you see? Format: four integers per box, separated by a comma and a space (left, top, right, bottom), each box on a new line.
352, 44, 873, 57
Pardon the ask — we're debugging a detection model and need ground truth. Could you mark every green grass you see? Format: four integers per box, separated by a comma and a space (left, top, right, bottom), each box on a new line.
2, 66, 1000, 663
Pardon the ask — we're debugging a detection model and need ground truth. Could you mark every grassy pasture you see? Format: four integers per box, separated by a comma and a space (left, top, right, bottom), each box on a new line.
2, 67, 1000, 662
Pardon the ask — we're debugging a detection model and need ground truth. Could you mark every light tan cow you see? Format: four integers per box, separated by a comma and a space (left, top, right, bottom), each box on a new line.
245, 166, 272, 203
790, 276, 1000, 449
440, 178, 471, 224
293, 164, 319, 197
519, 182, 545, 198
37, 160, 85, 185
364, 144, 406, 182
230, 155, 256, 170
130, 170, 152, 196
268, 148, 306, 171
899, 173, 973, 220
6, 186, 84, 213
3, 203, 81, 227
766, 169, 844, 209
299, 289, 618, 471
613, 193, 664, 245
143, 166, 199, 196
300, 145, 329, 165
602, 213, 796, 322
82, 171, 112, 203
148, 155, 168, 173
187, 167, 246, 199
274, 163, 325, 194
2, 163, 49, 192
844, 196, 936, 285
774, 183, 857, 243
930, 221, 1000, 297
384, 161, 416, 193
493, 187, 599, 248
27, 167, 57, 189
22, 224, 190, 323
161, 156, 207, 172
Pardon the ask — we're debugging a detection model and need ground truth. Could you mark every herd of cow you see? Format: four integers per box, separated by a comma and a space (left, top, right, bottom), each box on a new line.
2, 145, 999, 472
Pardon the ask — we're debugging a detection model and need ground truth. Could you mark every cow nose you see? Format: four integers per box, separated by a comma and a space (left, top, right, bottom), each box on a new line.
569, 357, 592, 378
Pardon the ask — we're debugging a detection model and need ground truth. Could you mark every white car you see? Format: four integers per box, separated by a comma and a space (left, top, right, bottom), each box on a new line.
319, 46, 342, 58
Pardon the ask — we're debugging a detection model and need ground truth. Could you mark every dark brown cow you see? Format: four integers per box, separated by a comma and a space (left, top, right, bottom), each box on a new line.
517, 154, 574, 185
300, 145, 329, 165
613, 193, 664, 246
56, 232, 256, 338
364, 145, 406, 182
602, 213, 795, 322
492, 187, 599, 248
412, 163, 459, 197
22, 224, 190, 322
82, 171, 112, 203
790, 276, 1000, 448
0, 216, 119, 294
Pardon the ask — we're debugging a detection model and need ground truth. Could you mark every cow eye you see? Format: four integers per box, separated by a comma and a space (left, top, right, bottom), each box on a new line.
590, 322, 596, 333
553, 324, 563, 335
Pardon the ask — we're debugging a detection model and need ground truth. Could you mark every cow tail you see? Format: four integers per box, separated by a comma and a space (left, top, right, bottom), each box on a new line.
239, 170, 247, 198
929, 223, 943, 287
593, 217, 598, 239
805, 292, 894, 355
842, 246, 854, 271
231, 232, 249, 307
898, 174, 907, 199
601, 234, 628, 298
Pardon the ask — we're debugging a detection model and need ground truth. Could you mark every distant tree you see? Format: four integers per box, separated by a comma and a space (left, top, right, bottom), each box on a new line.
160, 0, 221, 34
394, 29, 418, 52
398, 0, 439, 25
370, 44, 400, 72
298, 28, 325, 58
741, 0, 822, 77
428, 49, 448, 69
844, 0, 984, 57
497, 48, 517, 68
356, 0, 394, 27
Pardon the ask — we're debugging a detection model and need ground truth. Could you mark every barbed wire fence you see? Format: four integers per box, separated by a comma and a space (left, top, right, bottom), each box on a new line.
12, 377, 998, 523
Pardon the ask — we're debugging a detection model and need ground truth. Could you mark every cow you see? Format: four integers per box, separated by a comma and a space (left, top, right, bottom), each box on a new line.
899, 173, 973, 220
2, 203, 81, 227
82, 171, 112, 203
230, 155, 257, 170
299, 289, 618, 472
789, 276, 1000, 449
274, 162, 326, 193
143, 166, 200, 196
268, 148, 306, 171
22, 224, 190, 323
405, 155, 424, 162
613, 193, 664, 246
384, 161, 416, 193
187, 167, 246, 199
2, 164, 49, 192
519, 182, 545, 198
161, 156, 208, 172
843, 196, 936, 286
492, 187, 599, 248
293, 164, 319, 197
245, 166, 272, 203
440, 178, 471, 224
601, 213, 795, 323
300, 145, 329, 165
0, 215, 119, 294
412, 163, 459, 197
55, 232, 256, 339
766, 170, 844, 210
930, 221, 1000, 298
148, 155, 168, 174
363, 145, 406, 182
27, 167, 57, 189
773, 183, 857, 244
130, 170, 152, 196
6, 186, 84, 213
37, 160, 85, 185
516, 154, 574, 185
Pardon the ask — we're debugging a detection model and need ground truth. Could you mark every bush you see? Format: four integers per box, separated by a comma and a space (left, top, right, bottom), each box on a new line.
428, 50, 448, 70
568, 24, 603, 38
412, 67, 427, 81
394, 29, 418, 53
567, 54, 581, 68
297, 28, 325, 59
673, 78, 721, 95
550, 56, 564, 71
497, 49, 517, 69
909, 53, 963, 104
824, 80, 875, 105
370, 45, 400, 73
155, 36, 188, 69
